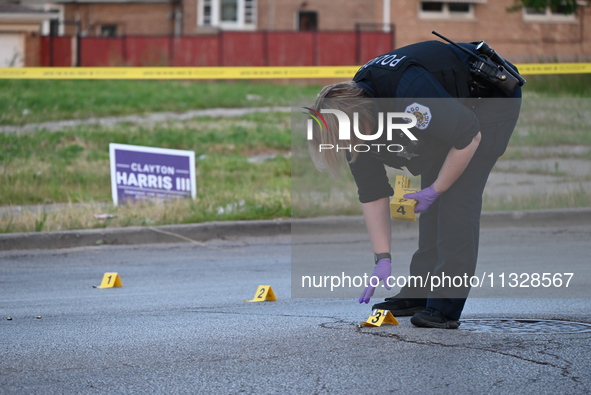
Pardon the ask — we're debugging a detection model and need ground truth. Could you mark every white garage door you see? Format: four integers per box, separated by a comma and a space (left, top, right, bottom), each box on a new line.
0, 34, 25, 67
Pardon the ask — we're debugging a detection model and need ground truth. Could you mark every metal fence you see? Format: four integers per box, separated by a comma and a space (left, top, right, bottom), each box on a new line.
41, 31, 394, 67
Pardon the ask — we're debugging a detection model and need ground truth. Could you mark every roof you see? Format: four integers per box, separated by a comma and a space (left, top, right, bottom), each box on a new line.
18, 0, 170, 4
0, 1, 53, 21
0, 2, 46, 13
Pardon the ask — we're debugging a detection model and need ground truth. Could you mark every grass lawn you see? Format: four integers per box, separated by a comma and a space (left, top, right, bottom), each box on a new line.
0, 74, 590, 233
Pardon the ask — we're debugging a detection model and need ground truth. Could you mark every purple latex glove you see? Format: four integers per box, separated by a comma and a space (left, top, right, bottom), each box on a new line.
358, 258, 392, 304
403, 185, 441, 213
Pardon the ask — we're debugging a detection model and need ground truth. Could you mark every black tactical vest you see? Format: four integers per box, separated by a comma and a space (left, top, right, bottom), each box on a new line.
353, 40, 472, 99
351, 41, 476, 175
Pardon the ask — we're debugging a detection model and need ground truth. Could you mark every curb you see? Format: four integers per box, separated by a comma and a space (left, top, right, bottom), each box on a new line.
0, 219, 290, 252
480, 207, 591, 228
0, 208, 590, 252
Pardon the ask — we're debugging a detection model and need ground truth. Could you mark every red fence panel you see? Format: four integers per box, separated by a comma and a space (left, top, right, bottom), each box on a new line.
81, 37, 124, 66
266, 32, 315, 66
40, 36, 72, 67
41, 31, 395, 68
316, 32, 357, 66
220, 32, 266, 66
124, 36, 171, 66
358, 31, 394, 63
172, 36, 220, 66
40, 36, 52, 66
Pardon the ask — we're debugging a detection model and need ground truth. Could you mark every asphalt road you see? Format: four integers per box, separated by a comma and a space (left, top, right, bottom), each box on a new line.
1, 223, 591, 394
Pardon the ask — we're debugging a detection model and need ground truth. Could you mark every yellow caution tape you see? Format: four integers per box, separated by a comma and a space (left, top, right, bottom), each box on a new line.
0, 63, 589, 80
515, 63, 591, 75
0, 66, 359, 80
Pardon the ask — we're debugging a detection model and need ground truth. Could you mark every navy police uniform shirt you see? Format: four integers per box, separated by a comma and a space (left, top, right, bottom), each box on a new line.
349, 42, 483, 203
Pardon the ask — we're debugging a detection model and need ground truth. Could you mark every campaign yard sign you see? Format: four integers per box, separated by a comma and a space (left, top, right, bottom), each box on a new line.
109, 143, 196, 206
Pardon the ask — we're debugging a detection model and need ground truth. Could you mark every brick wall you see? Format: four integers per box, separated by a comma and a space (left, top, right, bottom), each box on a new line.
63, 3, 175, 36
181, 0, 383, 33
181, 0, 197, 34
24, 32, 40, 66
255, 0, 591, 62
257, 0, 380, 31
53, 0, 591, 63
390, 0, 590, 62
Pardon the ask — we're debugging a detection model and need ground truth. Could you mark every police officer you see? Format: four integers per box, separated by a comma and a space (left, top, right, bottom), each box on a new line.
308, 37, 523, 329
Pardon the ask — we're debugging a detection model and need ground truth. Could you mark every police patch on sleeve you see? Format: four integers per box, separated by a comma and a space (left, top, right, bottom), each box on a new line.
405, 102, 432, 130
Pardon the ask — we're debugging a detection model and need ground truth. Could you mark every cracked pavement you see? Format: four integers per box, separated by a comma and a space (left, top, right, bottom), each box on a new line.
1, 225, 590, 393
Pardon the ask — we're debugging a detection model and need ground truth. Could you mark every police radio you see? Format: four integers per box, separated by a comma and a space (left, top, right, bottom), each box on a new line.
432, 31, 526, 96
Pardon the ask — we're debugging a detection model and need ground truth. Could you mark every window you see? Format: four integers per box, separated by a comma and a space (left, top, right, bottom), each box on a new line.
202, 0, 212, 25
298, 11, 318, 31
422, 2, 444, 12
221, 0, 238, 22
49, 19, 60, 36
419, 1, 475, 19
100, 25, 118, 37
199, 0, 257, 30
244, 0, 255, 24
40, 5, 64, 36
449, 3, 470, 13
523, 3, 576, 22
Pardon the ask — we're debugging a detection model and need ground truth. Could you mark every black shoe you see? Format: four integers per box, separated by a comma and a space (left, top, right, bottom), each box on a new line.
371, 297, 426, 316
410, 307, 460, 329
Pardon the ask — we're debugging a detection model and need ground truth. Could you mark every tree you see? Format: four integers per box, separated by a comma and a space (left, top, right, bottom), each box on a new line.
507, 0, 590, 14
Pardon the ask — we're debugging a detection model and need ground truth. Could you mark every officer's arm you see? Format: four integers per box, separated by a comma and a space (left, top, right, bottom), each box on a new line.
362, 197, 392, 255
349, 152, 394, 255
432, 132, 481, 194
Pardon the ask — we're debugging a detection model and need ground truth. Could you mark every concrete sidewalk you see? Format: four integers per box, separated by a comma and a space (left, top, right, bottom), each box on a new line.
1, 207, 590, 251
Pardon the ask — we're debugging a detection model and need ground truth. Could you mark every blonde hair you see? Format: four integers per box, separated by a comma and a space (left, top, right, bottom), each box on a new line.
308, 81, 376, 178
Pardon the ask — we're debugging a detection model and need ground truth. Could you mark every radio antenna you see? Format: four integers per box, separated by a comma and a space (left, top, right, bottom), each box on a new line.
432, 30, 526, 86
431, 31, 482, 60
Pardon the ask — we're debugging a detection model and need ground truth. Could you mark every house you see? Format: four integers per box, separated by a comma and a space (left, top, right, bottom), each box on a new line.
0, 1, 52, 66
11, 0, 591, 66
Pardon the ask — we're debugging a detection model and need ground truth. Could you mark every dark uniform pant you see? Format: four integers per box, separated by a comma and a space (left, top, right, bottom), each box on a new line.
400, 96, 521, 320
405, 154, 497, 320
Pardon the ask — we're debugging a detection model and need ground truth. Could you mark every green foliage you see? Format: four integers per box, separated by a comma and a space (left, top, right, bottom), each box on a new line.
524, 74, 591, 98
34, 212, 47, 232
0, 80, 321, 126
507, 0, 587, 14
0, 112, 292, 206
1, 78, 590, 233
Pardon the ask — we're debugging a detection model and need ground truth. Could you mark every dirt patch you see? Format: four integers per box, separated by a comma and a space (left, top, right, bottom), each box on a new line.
487, 147, 591, 199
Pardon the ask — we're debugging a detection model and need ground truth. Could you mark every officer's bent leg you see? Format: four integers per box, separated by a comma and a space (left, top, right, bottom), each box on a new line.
401, 163, 441, 300
426, 155, 497, 320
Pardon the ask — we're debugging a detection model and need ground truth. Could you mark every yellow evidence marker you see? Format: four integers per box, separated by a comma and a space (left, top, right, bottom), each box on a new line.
360, 309, 401, 327
95, 272, 123, 289
245, 285, 277, 302
390, 175, 418, 222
